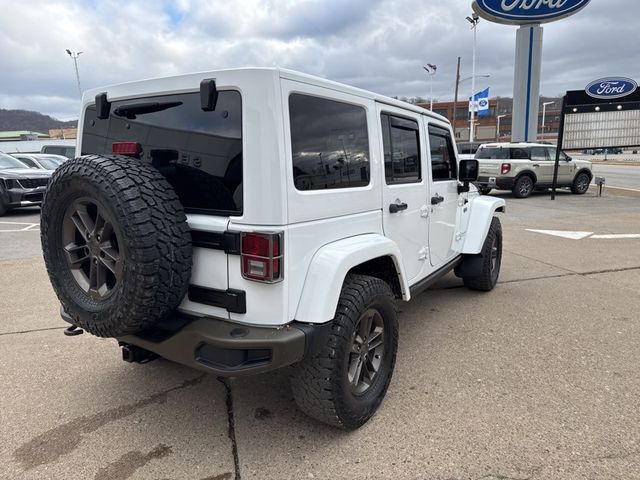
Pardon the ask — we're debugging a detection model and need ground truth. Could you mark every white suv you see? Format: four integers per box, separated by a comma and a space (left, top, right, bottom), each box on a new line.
475, 142, 593, 198
41, 68, 505, 429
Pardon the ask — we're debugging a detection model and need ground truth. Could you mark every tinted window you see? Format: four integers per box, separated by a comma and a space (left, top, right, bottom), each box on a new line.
547, 148, 568, 161
429, 127, 457, 181
530, 147, 548, 162
289, 94, 370, 191
381, 114, 421, 184
82, 91, 242, 214
477, 147, 514, 160
511, 148, 530, 160
15, 156, 37, 168
457, 142, 481, 155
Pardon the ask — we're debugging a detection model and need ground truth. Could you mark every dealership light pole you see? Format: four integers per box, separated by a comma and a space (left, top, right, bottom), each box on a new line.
466, 13, 480, 142
66, 49, 83, 98
540, 101, 554, 139
497, 114, 507, 140
423, 64, 438, 111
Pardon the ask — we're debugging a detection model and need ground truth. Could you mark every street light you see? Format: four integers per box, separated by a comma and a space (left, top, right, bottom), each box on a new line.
540, 101, 554, 139
423, 64, 438, 111
466, 13, 480, 143
497, 114, 507, 141
66, 49, 83, 98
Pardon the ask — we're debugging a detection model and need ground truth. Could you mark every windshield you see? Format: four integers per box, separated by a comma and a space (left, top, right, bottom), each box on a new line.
0, 152, 28, 169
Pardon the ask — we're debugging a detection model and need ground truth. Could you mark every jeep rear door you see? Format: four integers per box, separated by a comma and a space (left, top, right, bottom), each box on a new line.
377, 104, 430, 283
426, 124, 458, 267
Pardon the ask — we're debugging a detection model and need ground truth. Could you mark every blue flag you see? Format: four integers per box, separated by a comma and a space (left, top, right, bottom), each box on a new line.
469, 88, 490, 116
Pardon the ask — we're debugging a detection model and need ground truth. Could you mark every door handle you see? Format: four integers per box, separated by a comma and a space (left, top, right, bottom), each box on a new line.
389, 202, 408, 214
431, 195, 444, 205
532, 164, 540, 167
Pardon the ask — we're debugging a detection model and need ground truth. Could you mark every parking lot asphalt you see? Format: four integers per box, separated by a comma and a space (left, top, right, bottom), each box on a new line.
1, 189, 639, 480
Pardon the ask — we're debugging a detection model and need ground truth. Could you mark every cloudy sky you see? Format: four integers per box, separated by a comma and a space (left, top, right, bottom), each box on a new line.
1, 0, 637, 120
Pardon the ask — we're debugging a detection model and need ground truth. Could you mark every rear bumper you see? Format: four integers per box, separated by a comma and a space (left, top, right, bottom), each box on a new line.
61, 307, 331, 377
476, 176, 514, 190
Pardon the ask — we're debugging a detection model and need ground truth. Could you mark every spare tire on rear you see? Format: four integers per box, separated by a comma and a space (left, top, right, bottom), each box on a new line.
41, 155, 192, 338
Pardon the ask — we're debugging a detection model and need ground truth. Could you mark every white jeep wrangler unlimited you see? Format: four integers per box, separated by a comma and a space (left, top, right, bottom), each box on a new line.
41, 68, 505, 429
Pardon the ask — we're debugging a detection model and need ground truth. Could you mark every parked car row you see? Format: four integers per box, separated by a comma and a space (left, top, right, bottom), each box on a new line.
465, 142, 593, 198
0, 151, 68, 216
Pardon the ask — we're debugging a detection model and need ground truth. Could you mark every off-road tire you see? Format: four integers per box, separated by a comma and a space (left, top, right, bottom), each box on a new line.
571, 172, 590, 195
512, 175, 534, 198
41, 155, 192, 337
463, 217, 502, 291
291, 274, 398, 429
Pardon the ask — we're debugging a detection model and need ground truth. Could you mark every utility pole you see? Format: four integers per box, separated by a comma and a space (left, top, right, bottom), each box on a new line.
66, 49, 83, 98
466, 13, 480, 143
452, 56, 461, 133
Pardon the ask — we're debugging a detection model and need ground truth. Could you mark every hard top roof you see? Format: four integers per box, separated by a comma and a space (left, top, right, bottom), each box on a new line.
83, 67, 449, 124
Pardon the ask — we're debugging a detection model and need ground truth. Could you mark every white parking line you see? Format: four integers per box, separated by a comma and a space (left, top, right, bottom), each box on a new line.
527, 229, 640, 240
0, 221, 40, 233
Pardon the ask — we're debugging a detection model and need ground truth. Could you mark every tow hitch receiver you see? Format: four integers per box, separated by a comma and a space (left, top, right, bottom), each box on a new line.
63, 325, 84, 337
120, 343, 159, 364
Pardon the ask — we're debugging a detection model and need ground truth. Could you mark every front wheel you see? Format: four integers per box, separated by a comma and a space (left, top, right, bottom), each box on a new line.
571, 172, 590, 194
462, 217, 502, 292
291, 274, 398, 429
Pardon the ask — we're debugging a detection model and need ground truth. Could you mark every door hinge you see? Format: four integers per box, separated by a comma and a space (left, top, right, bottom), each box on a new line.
455, 232, 465, 241
418, 247, 428, 261
420, 205, 430, 218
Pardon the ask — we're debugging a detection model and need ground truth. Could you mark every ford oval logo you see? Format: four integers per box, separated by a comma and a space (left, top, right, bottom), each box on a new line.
586, 78, 638, 100
472, 0, 591, 25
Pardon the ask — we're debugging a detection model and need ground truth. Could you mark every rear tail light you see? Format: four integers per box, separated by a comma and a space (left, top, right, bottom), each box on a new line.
501, 163, 512, 175
241, 232, 283, 283
112, 142, 141, 156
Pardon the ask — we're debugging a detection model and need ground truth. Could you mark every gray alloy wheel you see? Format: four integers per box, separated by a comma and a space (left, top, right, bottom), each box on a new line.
513, 176, 534, 198
62, 197, 123, 300
571, 172, 590, 195
348, 308, 385, 395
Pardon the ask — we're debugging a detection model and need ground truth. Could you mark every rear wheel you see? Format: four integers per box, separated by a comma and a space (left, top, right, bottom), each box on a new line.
291, 274, 398, 429
512, 175, 534, 198
571, 172, 590, 195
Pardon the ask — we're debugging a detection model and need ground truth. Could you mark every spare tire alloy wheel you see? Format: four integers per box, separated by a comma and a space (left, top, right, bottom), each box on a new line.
62, 198, 123, 300
41, 155, 192, 338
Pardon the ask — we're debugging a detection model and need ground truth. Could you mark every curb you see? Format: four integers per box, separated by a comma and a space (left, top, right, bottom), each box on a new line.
589, 185, 640, 199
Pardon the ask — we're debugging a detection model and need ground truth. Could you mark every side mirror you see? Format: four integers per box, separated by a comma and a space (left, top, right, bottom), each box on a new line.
458, 159, 479, 194
459, 159, 479, 182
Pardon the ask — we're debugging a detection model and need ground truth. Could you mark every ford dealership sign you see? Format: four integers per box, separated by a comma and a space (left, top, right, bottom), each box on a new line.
472, 0, 591, 25
586, 78, 638, 100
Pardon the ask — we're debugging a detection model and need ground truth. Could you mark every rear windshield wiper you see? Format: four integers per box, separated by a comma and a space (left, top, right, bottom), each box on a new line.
113, 101, 183, 119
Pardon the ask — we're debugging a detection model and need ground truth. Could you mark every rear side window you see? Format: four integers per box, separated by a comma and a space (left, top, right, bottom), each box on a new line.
428, 127, 457, 181
82, 91, 242, 215
289, 94, 370, 191
477, 148, 509, 160
381, 114, 421, 184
